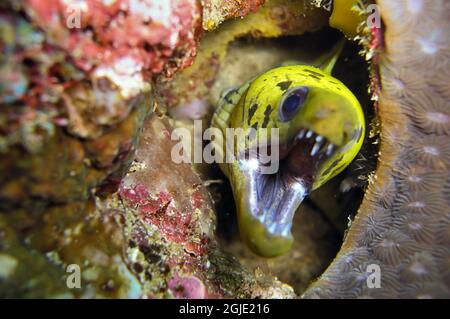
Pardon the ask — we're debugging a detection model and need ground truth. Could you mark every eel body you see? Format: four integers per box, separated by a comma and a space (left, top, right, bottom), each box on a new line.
211, 46, 365, 257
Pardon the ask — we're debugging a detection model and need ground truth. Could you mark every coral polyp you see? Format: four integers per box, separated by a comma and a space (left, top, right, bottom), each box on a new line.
395, 165, 444, 192
410, 96, 450, 136
371, 230, 419, 267
368, 176, 397, 209
406, 135, 450, 169
394, 192, 447, 216
400, 252, 438, 283
380, 62, 424, 99
393, 213, 436, 244
355, 206, 393, 246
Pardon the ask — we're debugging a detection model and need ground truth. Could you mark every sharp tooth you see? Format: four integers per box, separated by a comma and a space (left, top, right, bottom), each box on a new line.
268, 223, 277, 234
311, 143, 321, 156
297, 129, 305, 140
258, 214, 266, 224
306, 130, 313, 139
311, 136, 324, 156
326, 144, 335, 156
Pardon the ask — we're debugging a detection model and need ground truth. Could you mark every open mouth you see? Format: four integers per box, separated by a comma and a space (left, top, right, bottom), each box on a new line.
239, 128, 337, 237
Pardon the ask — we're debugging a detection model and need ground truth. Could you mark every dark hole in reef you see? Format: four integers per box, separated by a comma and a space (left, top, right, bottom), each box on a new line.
210, 27, 377, 295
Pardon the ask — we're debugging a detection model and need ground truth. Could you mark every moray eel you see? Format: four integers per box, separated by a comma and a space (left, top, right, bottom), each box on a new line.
211, 41, 365, 257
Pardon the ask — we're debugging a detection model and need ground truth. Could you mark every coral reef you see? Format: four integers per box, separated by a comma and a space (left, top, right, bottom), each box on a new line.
0, 0, 204, 298
0, 0, 202, 206
304, 0, 450, 298
157, 0, 329, 116
202, 0, 266, 31
0, 199, 140, 298
0, 0, 449, 299
116, 114, 296, 298
0, 0, 301, 299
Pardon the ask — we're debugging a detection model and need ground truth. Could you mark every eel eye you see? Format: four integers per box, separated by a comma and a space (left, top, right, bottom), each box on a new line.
279, 86, 309, 122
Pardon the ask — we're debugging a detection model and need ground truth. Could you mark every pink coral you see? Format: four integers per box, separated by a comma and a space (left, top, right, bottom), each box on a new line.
25, 0, 202, 77
168, 274, 206, 299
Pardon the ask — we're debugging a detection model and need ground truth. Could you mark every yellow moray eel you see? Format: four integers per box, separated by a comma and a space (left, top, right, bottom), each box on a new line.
211, 41, 365, 257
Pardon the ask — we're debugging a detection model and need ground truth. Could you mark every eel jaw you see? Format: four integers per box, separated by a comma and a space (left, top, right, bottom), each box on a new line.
235, 128, 336, 257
